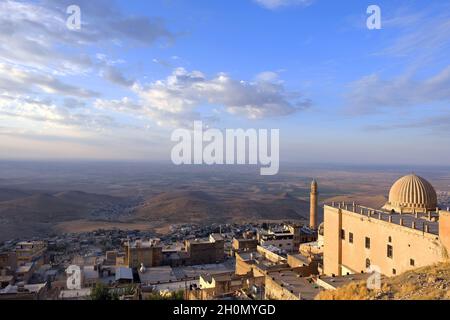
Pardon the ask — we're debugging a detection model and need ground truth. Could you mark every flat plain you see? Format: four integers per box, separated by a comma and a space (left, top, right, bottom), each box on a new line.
1, 161, 449, 241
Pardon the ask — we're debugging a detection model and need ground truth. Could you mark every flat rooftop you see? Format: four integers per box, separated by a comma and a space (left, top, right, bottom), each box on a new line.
138, 266, 177, 284
288, 253, 310, 265
128, 239, 161, 248
268, 270, 322, 300
238, 251, 263, 262
317, 272, 378, 290
327, 203, 440, 235
201, 271, 236, 283
172, 262, 234, 280
115, 267, 133, 281
59, 288, 92, 299
0, 283, 46, 295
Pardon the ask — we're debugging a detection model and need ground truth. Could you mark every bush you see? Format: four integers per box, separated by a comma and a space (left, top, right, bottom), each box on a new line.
90, 283, 117, 300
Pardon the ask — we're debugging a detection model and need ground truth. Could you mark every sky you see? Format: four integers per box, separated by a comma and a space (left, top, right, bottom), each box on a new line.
0, 0, 449, 166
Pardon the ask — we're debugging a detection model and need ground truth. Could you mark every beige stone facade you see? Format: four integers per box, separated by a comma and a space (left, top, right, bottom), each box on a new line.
323, 175, 450, 277
124, 240, 163, 269
323, 205, 450, 277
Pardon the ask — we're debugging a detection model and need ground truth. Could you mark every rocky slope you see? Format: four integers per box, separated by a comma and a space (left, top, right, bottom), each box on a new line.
316, 262, 450, 300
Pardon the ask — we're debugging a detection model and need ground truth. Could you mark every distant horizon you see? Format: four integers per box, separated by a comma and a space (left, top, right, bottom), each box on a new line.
1, 158, 450, 171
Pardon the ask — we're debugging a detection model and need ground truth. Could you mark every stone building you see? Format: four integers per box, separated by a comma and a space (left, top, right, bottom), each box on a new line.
188, 271, 260, 300
15, 241, 47, 267
231, 238, 258, 256
185, 234, 225, 265
0, 251, 17, 273
323, 174, 450, 277
124, 239, 163, 269
264, 270, 321, 300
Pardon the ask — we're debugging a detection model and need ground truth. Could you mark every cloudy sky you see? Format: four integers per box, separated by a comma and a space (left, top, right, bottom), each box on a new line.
0, 0, 449, 165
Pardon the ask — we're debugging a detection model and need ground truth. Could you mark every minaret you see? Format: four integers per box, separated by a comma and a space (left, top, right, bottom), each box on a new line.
310, 179, 318, 230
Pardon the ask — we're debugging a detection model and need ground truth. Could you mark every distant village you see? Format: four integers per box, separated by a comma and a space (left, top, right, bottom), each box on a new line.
0, 220, 332, 300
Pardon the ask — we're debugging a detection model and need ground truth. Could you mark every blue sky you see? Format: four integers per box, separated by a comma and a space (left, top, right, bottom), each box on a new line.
0, 0, 449, 165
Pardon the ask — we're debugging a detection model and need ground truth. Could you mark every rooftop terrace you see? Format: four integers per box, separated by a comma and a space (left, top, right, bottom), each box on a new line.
326, 202, 441, 235
268, 270, 321, 300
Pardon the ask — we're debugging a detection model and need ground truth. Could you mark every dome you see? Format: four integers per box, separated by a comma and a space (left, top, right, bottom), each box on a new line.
382, 174, 437, 213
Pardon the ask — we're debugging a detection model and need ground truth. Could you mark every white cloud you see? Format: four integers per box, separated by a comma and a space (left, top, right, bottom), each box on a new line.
0, 63, 99, 98
347, 6, 450, 115
0, 93, 118, 131
346, 65, 450, 114
0, 0, 174, 76
96, 68, 311, 127
253, 0, 313, 10
0, 0, 173, 138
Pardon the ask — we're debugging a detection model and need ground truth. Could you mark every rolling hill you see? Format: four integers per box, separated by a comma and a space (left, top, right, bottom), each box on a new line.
0, 189, 125, 241
135, 190, 309, 224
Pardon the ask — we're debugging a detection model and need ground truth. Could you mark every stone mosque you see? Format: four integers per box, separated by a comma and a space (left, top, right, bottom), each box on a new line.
322, 174, 450, 277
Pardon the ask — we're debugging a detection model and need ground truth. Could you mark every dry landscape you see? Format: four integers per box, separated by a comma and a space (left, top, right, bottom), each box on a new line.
1, 161, 450, 241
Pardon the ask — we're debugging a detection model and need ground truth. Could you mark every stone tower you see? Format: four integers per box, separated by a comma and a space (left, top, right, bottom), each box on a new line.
310, 179, 318, 230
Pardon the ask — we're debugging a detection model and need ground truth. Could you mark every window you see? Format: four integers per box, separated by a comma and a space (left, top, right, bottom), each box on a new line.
341, 229, 345, 240
349, 233, 353, 243
392, 269, 396, 275
410, 259, 415, 266
365, 258, 371, 268
365, 237, 371, 249
387, 245, 393, 258
388, 236, 392, 243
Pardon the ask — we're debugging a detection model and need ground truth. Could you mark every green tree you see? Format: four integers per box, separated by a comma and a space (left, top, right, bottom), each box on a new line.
90, 283, 116, 300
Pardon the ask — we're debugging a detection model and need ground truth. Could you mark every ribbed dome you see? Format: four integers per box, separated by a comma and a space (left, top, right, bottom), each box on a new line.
383, 174, 437, 213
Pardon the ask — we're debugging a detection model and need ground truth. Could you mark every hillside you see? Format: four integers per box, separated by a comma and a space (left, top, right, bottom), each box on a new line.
0, 189, 125, 241
135, 190, 309, 224
322, 194, 387, 210
316, 262, 450, 300
0, 191, 123, 219
0, 188, 32, 202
